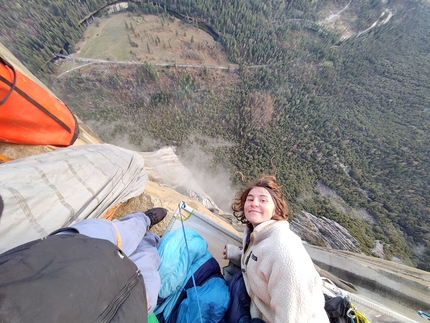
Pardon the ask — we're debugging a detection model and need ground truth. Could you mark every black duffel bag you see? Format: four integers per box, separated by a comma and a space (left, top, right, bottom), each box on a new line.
0, 229, 148, 323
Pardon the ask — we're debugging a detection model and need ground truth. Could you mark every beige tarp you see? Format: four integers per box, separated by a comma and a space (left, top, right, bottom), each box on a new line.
0, 144, 147, 253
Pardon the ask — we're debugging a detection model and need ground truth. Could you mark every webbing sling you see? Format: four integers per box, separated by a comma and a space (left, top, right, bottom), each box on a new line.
0, 57, 16, 105
111, 222, 123, 249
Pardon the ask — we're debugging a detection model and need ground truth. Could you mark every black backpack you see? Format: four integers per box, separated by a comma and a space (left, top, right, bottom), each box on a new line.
324, 294, 351, 323
0, 229, 148, 323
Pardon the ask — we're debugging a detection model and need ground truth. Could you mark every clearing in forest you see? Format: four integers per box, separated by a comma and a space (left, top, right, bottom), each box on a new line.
58, 12, 233, 73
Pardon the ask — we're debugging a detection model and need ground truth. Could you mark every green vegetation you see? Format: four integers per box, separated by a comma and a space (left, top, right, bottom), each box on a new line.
0, 0, 115, 77
1, 0, 430, 271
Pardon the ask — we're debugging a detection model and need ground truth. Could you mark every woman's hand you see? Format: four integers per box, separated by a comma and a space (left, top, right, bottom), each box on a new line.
222, 246, 227, 259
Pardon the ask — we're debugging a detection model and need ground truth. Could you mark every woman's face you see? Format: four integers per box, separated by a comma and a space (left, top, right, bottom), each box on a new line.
244, 187, 276, 227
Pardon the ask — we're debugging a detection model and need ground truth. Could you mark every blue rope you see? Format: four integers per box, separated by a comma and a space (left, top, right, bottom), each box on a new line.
178, 202, 203, 323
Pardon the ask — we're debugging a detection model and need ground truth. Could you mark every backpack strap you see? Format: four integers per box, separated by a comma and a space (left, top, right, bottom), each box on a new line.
0, 56, 17, 105
112, 222, 123, 249
49, 224, 123, 249
49, 227, 80, 236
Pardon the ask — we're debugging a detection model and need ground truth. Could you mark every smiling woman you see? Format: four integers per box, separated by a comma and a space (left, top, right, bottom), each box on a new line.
224, 175, 329, 323
244, 186, 276, 227
231, 175, 288, 230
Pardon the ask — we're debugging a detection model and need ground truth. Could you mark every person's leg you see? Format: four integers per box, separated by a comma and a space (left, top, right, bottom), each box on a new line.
70, 207, 167, 257
129, 232, 161, 314
112, 208, 167, 255
113, 212, 150, 256
68, 209, 165, 315
71, 212, 149, 257
70, 218, 117, 245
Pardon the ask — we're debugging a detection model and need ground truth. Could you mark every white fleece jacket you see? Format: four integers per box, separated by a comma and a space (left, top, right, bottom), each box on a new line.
226, 220, 329, 323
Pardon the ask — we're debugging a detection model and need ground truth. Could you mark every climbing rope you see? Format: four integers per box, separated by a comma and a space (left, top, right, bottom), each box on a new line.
347, 304, 371, 323
175, 201, 204, 323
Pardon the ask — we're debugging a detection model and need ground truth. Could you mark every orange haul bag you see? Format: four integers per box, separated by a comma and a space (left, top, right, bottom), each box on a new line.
0, 56, 79, 146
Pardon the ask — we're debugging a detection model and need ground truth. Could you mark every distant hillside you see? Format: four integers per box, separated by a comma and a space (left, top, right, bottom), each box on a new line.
1, 0, 430, 271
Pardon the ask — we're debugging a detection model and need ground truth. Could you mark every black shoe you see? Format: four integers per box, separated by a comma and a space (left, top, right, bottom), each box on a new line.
145, 207, 168, 227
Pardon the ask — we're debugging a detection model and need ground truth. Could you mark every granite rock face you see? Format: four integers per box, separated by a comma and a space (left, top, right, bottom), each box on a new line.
290, 210, 361, 252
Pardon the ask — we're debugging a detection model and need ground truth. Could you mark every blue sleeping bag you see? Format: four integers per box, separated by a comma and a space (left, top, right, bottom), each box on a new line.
155, 228, 230, 323
177, 277, 230, 323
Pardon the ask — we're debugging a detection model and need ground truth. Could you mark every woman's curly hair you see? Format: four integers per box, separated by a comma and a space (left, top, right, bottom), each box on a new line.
231, 175, 288, 229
